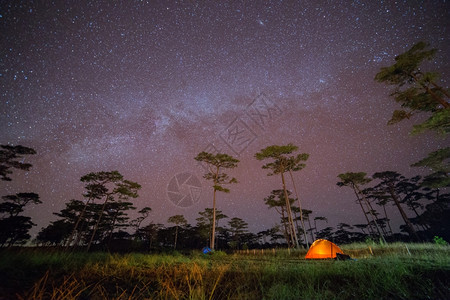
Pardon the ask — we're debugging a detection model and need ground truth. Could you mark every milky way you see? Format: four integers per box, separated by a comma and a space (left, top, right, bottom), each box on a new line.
1, 1, 449, 237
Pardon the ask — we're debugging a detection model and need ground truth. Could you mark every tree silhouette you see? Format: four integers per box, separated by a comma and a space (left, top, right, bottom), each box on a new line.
227, 217, 249, 250
337, 172, 386, 243
167, 214, 187, 250
0, 193, 41, 247
372, 171, 420, 241
65, 171, 141, 251
131, 207, 152, 237
0, 145, 36, 181
299, 208, 314, 243
36, 219, 73, 246
285, 153, 310, 248
411, 148, 449, 188
195, 207, 228, 249
375, 41, 449, 133
264, 189, 295, 246
194, 152, 238, 250
364, 187, 394, 236
313, 216, 328, 236
255, 144, 308, 249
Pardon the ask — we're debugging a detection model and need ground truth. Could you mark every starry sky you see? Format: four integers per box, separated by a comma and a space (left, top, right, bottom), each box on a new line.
1, 1, 449, 238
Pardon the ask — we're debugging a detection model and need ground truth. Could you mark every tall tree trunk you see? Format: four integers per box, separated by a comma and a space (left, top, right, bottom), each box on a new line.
431, 80, 450, 99
174, 225, 178, 250
107, 211, 119, 249
211, 166, 219, 250
355, 185, 387, 243
410, 206, 429, 231
288, 169, 309, 248
387, 185, 420, 241
307, 216, 315, 243
280, 207, 291, 247
382, 204, 394, 236
281, 171, 299, 248
87, 195, 111, 252
65, 199, 91, 251
353, 189, 376, 236
365, 198, 388, 237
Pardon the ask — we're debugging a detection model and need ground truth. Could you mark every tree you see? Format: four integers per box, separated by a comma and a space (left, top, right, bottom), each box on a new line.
337, 172, 387, 243
0, 193, 41, 217
194, 152, 239, 250
0, 193, 41, 247
285, 153, 310, 248
413, 191, 450, 241
36, 220, 73, 246
130, 207, 152, 240
375, 41, 449, 134
0, 145, 36, 181
364, 187, 394, 236
316, 226, 334, 241
313, 216, 328, 236
255, 144, 308, 249
195, 207, 228, 248
104, 200, 136, 247
66, 171, 141, 251
372, 171, 420, 241
138, 223, 164, 250
375, 41, 449, 191
167, 214, 188, 250
334, 223, 354, 244
299, 209, 314, 243
227, 217, 249, 250
411, 148, 450, 188
396, 175, 429, 232
264, 189, 295, 246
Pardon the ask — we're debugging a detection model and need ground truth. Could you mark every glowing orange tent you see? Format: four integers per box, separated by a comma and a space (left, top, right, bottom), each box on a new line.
305, 239, 344, 259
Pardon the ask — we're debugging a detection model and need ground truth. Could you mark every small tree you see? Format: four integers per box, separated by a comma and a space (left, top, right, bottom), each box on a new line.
167, 214, 188, 250
228, 217, 249, 250
194, 152, 239, 250
131, 207, 152, 240
36, 220, 73, 246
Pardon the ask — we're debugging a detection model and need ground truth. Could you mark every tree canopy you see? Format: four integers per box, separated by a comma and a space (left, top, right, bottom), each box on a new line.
375, 41, 449, 134
0, 145, 36, 181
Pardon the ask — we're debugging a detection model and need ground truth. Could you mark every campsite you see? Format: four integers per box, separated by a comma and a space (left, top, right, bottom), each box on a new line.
1, 1, 450, 299
0, 242, 449, 299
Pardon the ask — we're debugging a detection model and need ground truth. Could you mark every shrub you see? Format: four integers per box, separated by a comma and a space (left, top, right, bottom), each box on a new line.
433, 236, 448, 246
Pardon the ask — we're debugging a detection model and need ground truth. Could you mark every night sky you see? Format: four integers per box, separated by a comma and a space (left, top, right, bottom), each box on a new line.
1, 1, 449, 238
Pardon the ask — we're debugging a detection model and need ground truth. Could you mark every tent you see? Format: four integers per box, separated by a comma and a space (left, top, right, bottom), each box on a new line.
202, 247, 212, 254
305, 239, 344, 259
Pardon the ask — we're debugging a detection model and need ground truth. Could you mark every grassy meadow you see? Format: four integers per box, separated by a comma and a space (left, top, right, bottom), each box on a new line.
0, 243, 449, 300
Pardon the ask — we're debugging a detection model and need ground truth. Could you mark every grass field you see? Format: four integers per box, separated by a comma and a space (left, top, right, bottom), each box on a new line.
0, 243, 449, 299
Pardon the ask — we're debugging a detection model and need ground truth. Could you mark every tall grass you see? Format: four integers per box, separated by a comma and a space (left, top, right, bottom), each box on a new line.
0, 243, 448, 299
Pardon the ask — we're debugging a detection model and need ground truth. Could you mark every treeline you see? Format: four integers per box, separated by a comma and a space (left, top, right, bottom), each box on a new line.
2, 165, 448, 252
